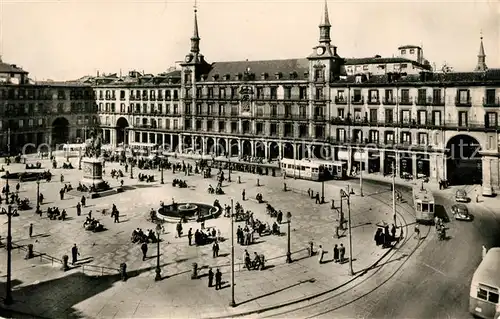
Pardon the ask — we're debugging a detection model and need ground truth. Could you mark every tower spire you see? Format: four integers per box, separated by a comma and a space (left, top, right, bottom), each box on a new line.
475, 31, 487, 71
190, 0, 200, 54
319, 0, 331, 44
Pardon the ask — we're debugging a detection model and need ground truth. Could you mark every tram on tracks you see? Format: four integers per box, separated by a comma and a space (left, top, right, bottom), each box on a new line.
412, 184, 435, 223
280, 158, 347, 181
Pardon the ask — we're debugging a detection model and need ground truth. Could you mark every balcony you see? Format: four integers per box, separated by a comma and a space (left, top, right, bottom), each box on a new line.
455, 96, 471, 106
399, 97, 413, 105
416, 97, 432, 106
367, 98, 380, 105
382, 98, 397, 105
335, 96, 347, 104
150, 97, 156, 101
351, 97, 364, 105
431, 97, 445, 106
313, 114, 326, 121
483, 97, 500, 107
142, 96, 149, 101
157, 96, 164, 101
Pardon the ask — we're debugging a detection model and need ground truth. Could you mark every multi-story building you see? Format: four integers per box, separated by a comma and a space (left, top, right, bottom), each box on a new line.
91, 2, 500, 195
0, 57, 98, 154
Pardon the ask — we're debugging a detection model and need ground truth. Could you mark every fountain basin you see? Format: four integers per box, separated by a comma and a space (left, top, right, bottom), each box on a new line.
157, 202, 220, 223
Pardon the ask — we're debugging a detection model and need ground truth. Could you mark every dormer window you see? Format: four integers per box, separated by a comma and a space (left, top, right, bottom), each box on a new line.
236, 73, 243, 81
212, 74, 219, 81
201, 74, 208, 81
289, 72, 298, 79
410, 49, 415, 54
355, 75, 363, 83
223, 74, 230, 81
401, 49, 406, 54
304, 71, 309, 78
261, 73, 268, 80
275, 72, 282, 80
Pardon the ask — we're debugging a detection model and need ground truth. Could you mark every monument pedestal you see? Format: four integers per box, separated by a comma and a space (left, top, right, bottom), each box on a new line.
81, 157, 108, 192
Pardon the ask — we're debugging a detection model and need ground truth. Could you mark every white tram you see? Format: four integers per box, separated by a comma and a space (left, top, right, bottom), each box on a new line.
280, 158, 347, 181
413, 185, 435, 223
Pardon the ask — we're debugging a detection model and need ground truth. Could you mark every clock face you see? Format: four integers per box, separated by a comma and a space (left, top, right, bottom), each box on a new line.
185, 55, 192, 63
316, 47, 325, 55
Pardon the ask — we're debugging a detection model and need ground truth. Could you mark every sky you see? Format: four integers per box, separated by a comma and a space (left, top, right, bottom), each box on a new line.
1, 0, 499, 81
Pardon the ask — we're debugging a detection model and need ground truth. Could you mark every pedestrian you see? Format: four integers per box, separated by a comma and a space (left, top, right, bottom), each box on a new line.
81, 195, 86, 207
76, 202, 81, 216
238, 176, 241, 184
114, 210, 119, 223
29, 223, 33, 238
315, 192, 320, 204
339, 243, 345, 263
15, 183, 20, 193
242, 189, 246, 201
141, 242, 148, 261
318, 245, 325, 264
176, 221, 183, 238
188, 228, 193, 246
212, 242, 218, 258
88, 210, 92, 219
215, 268, 222, 290
333, 244, 339, 262
71, 244, 80, 265
414, 225, 420, 240
391, 224, 396, 240
482, 245, 488, 259
476, 194, 479, 203
208, 268, 214, 287
59, 188, 65, 200
60, 174, 64, 183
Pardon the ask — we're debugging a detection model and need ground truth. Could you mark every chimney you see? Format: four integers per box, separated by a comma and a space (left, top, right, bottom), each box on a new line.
97, 70, 100, 77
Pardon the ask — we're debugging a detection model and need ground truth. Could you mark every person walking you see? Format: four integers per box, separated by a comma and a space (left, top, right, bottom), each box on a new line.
212, 242, 218, 258
141, 242, 148, 261
176, 221, 183, 238
215, 269, 222, 290
29, 223, 33, 238
188, 228, 193, 246
71, 244, 80, 265
242, 189, 246, 201
114, 210, 120, 223
339, 243, 345, 263
208, 268, 214, 288
318, 245, 325, 264
414, 225, 421, 240
76, 202, 81, 216
333, 244, 339, 263
390, 224, 396, 241
81, 195, 86, 207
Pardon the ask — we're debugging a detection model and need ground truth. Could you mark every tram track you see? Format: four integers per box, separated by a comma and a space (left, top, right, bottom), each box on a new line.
259, 183, 427, 319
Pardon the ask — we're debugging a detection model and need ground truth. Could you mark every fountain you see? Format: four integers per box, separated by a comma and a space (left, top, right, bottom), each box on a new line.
157, 202, 220, 223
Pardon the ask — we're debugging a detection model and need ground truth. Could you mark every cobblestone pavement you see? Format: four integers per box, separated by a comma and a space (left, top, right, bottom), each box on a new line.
0, 155, 417, 318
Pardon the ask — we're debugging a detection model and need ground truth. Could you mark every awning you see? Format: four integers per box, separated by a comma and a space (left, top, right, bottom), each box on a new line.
354, 151, 367, 162
337, 150, 349, 161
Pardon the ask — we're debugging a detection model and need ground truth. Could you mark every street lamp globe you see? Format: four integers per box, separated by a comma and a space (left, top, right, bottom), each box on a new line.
286, 211, 292, 222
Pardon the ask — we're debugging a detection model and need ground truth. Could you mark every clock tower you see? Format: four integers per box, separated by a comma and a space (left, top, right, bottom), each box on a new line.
308, 0, 343, 82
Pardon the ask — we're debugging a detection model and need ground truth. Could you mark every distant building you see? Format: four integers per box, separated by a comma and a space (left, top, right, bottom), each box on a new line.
0, 58, 98, 154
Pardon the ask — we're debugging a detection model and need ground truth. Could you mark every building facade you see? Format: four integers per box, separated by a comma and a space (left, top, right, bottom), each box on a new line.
0, 58, 98, 155
90, 2, 500, 195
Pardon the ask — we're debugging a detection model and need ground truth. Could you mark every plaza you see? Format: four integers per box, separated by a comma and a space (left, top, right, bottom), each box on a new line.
0, 153, 418, 318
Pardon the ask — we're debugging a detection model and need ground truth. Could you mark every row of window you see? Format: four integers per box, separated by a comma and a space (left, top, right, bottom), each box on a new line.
0, 88, 93, 100
97, 89, 179, 100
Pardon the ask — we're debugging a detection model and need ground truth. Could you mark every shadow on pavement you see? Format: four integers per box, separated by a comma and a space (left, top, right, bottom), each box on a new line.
236, 278, 314, 306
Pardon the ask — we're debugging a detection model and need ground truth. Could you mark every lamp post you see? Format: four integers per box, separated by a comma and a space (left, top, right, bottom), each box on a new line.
36, 178, 40, 213
228, 158, 231, 182
229, 199, 236, 307
155, 223, 162, 281
392, 162, 397, 226
286, 211, 292, 263
3, 205, 16, 305
130, 161, 134, 179
321, 178, 325, 204
160, 159, 164, 184
78, 148, 82, 170
359, 158, 364, 197
340, 189, 354, 276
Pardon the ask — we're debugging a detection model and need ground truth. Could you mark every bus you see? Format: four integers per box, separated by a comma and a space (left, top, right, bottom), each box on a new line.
280, 158, 347, 181
470, 247, 500, 319
412, 184, 435, 223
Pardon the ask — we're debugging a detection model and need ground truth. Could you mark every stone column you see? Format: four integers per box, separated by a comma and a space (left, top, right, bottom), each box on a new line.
264, 142, 269, 159
482, 156, 494, 196
412, 154, 418, 179
202, 137, 207, 155
347, 147, 353, 174
238, 139, 242, 158
214, 137, 219, 156
278, 141, 282, 159
178, 134, 183, 153
306, 144, 312, 160
395, 151, 400, 178
170, 134, 173, 152
250, 140, 255, 157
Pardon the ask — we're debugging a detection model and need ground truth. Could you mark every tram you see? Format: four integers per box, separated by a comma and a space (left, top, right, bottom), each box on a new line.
412, 184, 435, 223
61, 143, 85, 158
469, 247, 500, 319
280, 158, 347, 181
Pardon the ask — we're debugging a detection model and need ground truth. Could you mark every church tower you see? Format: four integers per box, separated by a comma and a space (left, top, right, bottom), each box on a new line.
474, 34, 488, 72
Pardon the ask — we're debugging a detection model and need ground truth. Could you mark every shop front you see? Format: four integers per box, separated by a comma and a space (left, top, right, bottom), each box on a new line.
416, 153, 430, 178
384, 151, 396, 176
337, 148, 350, 164
368, 150, 380, 173
353, 150, 366, 171
399, 152, 413, 179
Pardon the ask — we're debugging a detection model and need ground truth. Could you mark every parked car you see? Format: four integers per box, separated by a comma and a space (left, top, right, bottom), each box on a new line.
451, 204, 472, 221
455, 189, 470, 203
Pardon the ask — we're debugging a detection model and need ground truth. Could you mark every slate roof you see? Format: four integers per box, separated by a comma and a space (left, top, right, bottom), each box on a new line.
0, 61, 28, 74
330, 69, 500, 86
35, 80, 92, 87
205, 59, 310, 81
88, 70, 181, 87
345, 57, 416, 65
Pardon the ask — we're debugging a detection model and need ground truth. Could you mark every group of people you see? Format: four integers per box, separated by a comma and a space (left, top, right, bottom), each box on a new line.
434, 216, 446, 240
131, 228, 158, 244
25, 162, 42, 170
138, 173, 155, 183
374, 224, 397, 247
243, 249, 265, 270
207, 184, 224, 195
110, 169, 124, 179
172, 179, 187, 188
47, 207, 67, 220
83, 214, 104, 232
317, 243, 346, 264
